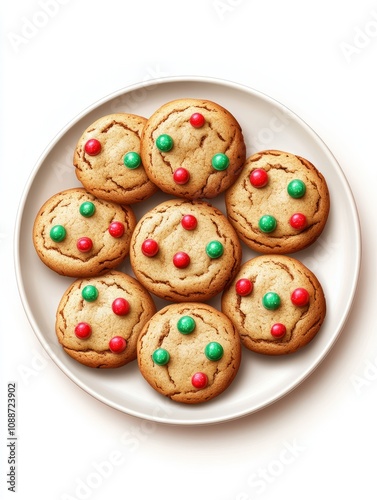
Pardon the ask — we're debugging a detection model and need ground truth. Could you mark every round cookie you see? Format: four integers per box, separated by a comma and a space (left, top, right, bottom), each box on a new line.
225, 150, 330, 254
137, 302, 241, 403
221, 255, 326, 355
33, 188, 136, 277
55, 271, 156, 368
129, 199, 242, 302
74, 113, 158, 204
140, 98, 246, 200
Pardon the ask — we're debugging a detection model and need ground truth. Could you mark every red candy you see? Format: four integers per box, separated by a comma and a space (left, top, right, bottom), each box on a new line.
191, 372, 208, 389
112, 298, 130, 316
84, 138, 101, 156
289, 213, 307, 230
77, 237, 93, 252
109, 336, 127, 353
189, 113, 205, 128
173, 167, 190, 185
173, 252, 190, 269
250, 168, 268, 188
291, 288, 310, 307
271, 323, 286, 338
181, 214, 197, 230
108, 221, 125, 238
141, 239, 159, 257
75, 322, 92, 339
235, 278, 253, 296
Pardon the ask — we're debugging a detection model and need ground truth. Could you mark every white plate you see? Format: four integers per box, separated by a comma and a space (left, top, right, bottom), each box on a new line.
14, 76, 361, 425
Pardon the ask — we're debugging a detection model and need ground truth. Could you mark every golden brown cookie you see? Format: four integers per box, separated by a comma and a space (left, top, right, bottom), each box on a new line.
140, 98, 246, 199
221, 255, 326, 355
129, 199, 242, 302
137, 302, 241, 403
74, 113, 158, 204
55, 271, 156, 368
33, 188, 136, 277
225, 150, 330, 254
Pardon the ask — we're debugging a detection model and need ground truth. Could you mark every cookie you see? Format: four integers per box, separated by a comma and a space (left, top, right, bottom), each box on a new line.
140, 98, 246, 199
137, 302, 241, 403
129, 199, 242, 302
74, 113, 158, 204
221, 255, 326, 355
225, 150, 330, 254
33, 188, 136, 277
55, 271, 156, 368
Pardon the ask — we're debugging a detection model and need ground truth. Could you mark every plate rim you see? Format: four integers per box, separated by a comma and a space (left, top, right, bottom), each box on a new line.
13, 75, 362, 425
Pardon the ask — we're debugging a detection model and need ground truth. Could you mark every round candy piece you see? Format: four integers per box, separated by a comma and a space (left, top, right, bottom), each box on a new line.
77, 237, 93, 253
123, 151, 141, 169
287, 179, 306, 198
191, 372, 208, 389
152, 348, 170, 366
271, 323, 287, 338
112, 297, 130, 316
173, 167, 190, 185
211, 153, 229, 171
81, 285, 99, 302
109, 336, 127, 353
74, 322, 92, 339
205, 240, 224, 259
173, 251, 190, 269
289, 212, 307, 230
262, 292, 281, 310
235, 278, 253, 296
50, 225, 66, 242
141, 239, 159, 257
258, 215, 277, 233
204, 342, 224, 361
291, 287, 310, 307
84, 138, 101, 156
79, 201, 96, 218
156, 134, 173, 152
108, 221, 125, 238
189, 112, 205, 128
177, 315, 196, 334
181, 214, 197, 231
250, 168, 268, 188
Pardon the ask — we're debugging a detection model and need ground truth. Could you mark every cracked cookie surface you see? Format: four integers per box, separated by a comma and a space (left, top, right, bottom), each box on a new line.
137, 302, 241, 403
221, 255, 326, 355
74, 113, 158, 204
140, 98, 246, 199
55, 270, 156, 368
225, 150, 330, 254
33, 188, 136, 277
129, 198, 242, 302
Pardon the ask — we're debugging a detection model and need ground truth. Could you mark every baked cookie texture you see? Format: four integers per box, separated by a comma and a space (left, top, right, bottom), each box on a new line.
137, 302, 241, 403
225, 150, 330, 254
140, 98, 246, 200
129, 198, 242, 302
74, 113, 158, 204
33, 188, 136, 277
55, 271, 156, 368
221, 255, 326, 355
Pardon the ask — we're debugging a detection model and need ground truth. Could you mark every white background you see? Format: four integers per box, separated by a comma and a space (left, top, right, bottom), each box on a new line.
1, 0, 376, 498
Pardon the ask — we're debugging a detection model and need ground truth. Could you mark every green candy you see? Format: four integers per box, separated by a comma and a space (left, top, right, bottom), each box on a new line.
287, 179, 306, 199
205, 342, 224, 361
177, 315, 196, 334
50, 225, 66, 242
205, 240, 224, 259
81, 285, 99, 302
123, 151, 141, 169
258, 215, 277, 233
211, 153, 229, 171
152, 348, 170, 366
262, 292, 281, 310
79, 201, 96, 217
156, 134, 173, 152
